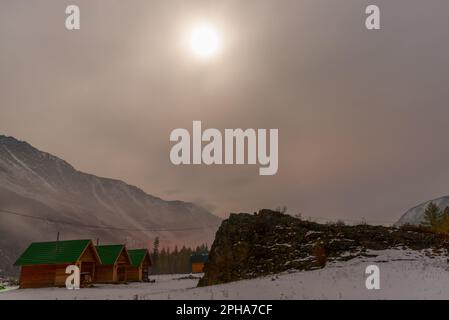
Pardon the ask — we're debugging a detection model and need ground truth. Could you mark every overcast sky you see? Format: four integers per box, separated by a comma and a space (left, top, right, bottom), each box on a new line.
1, 0, 449, 223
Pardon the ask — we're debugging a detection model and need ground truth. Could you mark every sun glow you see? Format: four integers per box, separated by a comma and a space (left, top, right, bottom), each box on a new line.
188, 23, 221, 59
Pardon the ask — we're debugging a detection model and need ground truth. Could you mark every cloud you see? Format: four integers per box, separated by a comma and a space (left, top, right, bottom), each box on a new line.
1, 0, 449, 222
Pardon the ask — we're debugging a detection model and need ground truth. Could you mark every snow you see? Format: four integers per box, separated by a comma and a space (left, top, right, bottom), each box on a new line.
0, 286, 19, 293
2, 248, 449, 300
305, 231, 321, 237
0, 274, 201, 300
0, 136, 222, 275
396, 195, 449, 226
3, 145, 56, 192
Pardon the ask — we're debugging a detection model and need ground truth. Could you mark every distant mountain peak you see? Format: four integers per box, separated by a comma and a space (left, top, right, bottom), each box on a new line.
395, 195, 449, 226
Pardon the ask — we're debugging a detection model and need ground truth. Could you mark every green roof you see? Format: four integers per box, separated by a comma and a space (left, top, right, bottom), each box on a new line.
191, 253, 209, 263
128, 249, 150, 267
14, 240, 92, 266
96, 245, 125, 265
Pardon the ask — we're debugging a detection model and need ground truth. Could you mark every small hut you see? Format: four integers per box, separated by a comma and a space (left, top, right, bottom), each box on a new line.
190, 253, 208, 273
95, 245, 131, 283
14, 239, 101, 288
127, 249, 152, 282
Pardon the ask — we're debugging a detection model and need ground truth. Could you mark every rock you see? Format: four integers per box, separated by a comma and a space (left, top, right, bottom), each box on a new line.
198, 209, 449, 287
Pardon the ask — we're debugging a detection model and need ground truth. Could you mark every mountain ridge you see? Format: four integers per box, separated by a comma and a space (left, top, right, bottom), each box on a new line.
0, 134, 173, 203
0, 134, 221, 276
395, 195, 449, 226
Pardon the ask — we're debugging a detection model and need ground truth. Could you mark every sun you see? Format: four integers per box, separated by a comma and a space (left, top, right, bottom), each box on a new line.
188, 23, 221, 59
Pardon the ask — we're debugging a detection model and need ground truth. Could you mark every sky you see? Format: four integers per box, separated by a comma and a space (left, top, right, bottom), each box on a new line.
1, 0, 449, 224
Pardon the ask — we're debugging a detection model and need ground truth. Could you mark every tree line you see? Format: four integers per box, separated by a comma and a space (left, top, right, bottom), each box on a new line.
150, 237, 209, 274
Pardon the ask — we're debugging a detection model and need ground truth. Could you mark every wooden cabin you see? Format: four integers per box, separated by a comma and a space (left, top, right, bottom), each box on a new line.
190, 253, 208, 273
14, 239, 101, 288
95, 245, 131, 283
127, 249, 152, 282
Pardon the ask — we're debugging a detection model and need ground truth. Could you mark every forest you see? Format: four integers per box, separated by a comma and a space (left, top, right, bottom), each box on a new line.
150, 237, 209, 274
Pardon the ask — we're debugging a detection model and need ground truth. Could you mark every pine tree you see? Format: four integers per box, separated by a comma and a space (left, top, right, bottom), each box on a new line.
151, 237, 160, 274
438, 207, 449, 233
148, 241, 209, 275
421, 202, 442, 231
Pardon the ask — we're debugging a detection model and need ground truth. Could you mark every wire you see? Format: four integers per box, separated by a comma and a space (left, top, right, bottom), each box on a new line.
0, 208, 396, 233
0, 209, 218, 232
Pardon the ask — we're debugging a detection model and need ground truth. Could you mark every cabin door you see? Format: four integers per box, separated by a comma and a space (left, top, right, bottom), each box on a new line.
117, 266, 126, 282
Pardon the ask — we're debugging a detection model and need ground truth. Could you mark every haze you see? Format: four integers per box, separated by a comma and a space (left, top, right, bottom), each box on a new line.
1, 0, 449, 224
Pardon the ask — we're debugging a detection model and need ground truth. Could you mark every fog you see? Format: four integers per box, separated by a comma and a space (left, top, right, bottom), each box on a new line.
1, 0, 449, 223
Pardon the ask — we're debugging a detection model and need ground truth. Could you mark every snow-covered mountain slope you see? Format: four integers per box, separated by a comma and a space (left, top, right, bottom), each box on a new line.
0, 135, 221, 276
395, 196, 449, 226
2, 248, 449, 300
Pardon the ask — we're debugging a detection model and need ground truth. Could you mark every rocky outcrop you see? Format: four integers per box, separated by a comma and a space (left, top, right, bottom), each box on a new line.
198, 209, 449, 287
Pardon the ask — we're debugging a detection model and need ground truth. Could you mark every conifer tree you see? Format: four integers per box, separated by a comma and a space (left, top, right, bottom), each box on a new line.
421, 202, 442, 231
438, 206, 449, 233
151, 237, 160, 274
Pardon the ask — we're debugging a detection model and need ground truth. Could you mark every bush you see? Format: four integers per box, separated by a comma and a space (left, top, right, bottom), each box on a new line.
275, 206, 287, 214
335, 219, 346, 226
326, 220, 346, 227
399, 224, 434, 234
311, 244, 327, 267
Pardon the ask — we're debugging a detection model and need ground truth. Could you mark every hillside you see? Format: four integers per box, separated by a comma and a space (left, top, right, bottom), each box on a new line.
0, 135, 221, 276
199, 209, 449, 286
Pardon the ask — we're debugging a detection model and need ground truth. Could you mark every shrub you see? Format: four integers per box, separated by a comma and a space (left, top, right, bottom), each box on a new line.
311, 244, 327, 267
275, 205, 288, 214
399, 224, 433, 234
335, 219, 346, 226
327, 220, 346, 227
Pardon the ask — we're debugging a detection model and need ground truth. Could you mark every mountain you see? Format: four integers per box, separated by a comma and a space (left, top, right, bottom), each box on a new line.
0, 135, 221, 276
395, 196, 449, 226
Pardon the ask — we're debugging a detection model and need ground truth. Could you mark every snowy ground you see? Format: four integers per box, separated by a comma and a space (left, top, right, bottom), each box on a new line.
2, 249, 449, 300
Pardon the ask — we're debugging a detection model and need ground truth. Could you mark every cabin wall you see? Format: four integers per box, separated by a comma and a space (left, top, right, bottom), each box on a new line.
80, 246, 98, 263
54, 264, 74, 286
78, 245, 97, 283
18, 243, 100, 288
117, 265, 127, 282
127, 266, 142, 282
20, 265, 55, 288
19, 264, 70, 288
192, 262, 205, 273
115, 250, 129, 282
117, 253, 128, 264
95, 265, 116, 283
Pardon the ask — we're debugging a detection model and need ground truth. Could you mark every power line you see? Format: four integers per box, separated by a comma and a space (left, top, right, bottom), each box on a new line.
0, 208, 396, 234
0, 209, 218, 232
